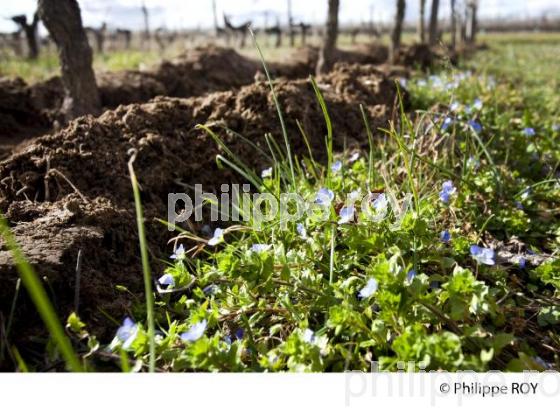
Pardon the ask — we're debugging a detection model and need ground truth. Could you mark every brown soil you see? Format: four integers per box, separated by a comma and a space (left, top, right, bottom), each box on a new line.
0, 63, 400, 367
1, 43, 446, 158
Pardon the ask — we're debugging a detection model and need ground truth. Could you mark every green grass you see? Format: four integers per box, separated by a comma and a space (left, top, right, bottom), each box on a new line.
0, 49, 167, 82
3, 33, 560, 372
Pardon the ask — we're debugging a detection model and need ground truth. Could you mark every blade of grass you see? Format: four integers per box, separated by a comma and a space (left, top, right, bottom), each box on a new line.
250, 28, 296, 187
309, 76, 334, 186
127, 151, 155, 373
0, 215, 82, 372
360, 104, 375, 190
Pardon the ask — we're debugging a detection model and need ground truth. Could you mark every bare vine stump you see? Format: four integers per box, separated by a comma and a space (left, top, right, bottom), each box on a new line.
38, 0, 101, 120
317, 0, 340, 75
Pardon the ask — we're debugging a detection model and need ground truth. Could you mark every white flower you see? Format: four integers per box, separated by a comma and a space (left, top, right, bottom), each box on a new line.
251, 244, 272, 253
359, 278, 378, 299
296, 223, 307, 239
331, 161, 342, 173
158, 273, 175, 287
470, 245, 495, 266
315, 188, 335, 206
261, 167, 273, 178
208, 228, 224, 246
338, 206, 355, 224
180, 320, 207, 342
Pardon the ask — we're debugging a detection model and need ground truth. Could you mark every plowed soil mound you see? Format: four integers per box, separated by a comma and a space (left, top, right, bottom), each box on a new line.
0, 64, 401, 363
271, 43, 390, 78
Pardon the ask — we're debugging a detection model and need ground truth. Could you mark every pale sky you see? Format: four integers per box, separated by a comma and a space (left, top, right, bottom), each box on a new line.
1, 0, 559, 32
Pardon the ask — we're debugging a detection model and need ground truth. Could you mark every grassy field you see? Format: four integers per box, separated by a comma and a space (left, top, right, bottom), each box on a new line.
2, 33, 559, 372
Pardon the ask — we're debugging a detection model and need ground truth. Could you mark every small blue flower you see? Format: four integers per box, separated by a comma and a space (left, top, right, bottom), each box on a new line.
372, 193, 388, 212
234, 328, 245, 340
439, 180, 456, 204
296, 223, 307, 239
515, 201, 524, 210
349, 152, 360, 163
315, 188, 335, 205
158, 273, 175, 288
208, 228, 224, 246
407, 270, 417, 283
261, 167, 273, 178
441, 117, 453, 131
116, 317, 138, 349
468, 120, 482, 134
331, 160, 342, 173
203, 284, 219, 295
181, 319, 207, 342
519, 258, 526, 269
170, 244, 186, 260
449, 101, 460, 112
338, 205, 355, 224
472, 98, 483, 111
359, 278, 378, 299
302, 328, 315, 344
521, 188, 531, 200
251, 244, 272, 253
348, 189, 362, 203
467, 156, 480, 171
470, 245, 495, 266
440, 230, 451, 243
523, 127, 536, 137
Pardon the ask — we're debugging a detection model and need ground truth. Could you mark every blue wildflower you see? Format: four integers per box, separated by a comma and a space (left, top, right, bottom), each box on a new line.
234, 328, 245, 340
440, 230, 451, 243
338, 205, 355, 224
523, 127, 536, 137
372, 193, 388, 212
470, 245, 495, 266
407, 270, 417, 283
349, 152, 360, 163
170, 244, 186, 260
296, 223, 307, 239
519, 258, 526, 269
348, 189, 362, 203
203, 284, 219, 295
358, 278, 378, 299
472, 98, 483, 111
180, 319, 207, 342
467, 156, 480, 171
302, 328, 315, 344
251, 244, 272, 253
331, 160, 342, 173
439, 180, 456, 204
315, 188, 335, 205
208, 228, 224, 246
116, 317, 138, 349
468, 120, 482, 133
515, 201, 524, 210
158, 273, 175, 288
441, 117, 453, 131
449, 101, 460, 112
